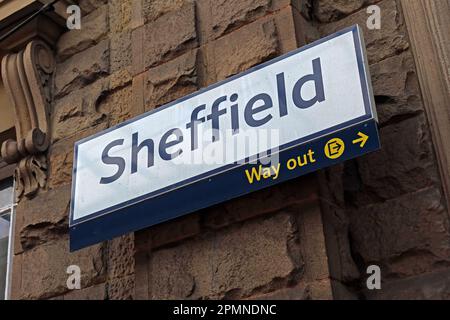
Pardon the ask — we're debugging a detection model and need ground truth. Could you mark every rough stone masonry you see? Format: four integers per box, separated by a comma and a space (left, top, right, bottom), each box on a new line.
8, 0, 450, 300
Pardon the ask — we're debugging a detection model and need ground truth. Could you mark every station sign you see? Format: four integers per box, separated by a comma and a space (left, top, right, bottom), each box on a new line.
70, 25, 380, 251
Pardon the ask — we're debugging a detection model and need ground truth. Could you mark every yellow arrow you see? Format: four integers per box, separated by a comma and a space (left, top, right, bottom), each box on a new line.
352, 132, 369, 148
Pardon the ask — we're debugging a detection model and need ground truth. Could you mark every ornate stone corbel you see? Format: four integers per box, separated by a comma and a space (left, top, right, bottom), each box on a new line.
1, 40, 55, 200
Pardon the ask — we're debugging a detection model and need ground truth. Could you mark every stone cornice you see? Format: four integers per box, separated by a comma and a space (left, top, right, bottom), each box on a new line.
0, 0, 70, 200
1, 40, 54, 199
0, 0, 75, 49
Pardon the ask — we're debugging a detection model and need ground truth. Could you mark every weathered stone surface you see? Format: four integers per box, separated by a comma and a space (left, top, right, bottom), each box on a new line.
295, 201, 332, 285
16, 237, 105, 299
148, 213, 302, 299
349, 187, 450, 278
15, 185, 71, 253
317, 0, 450, 300
363, 268, 450, 300
48, 124, 108, 189
210, 0, 271, 38
78, 0, 108, 13
144, 49, 198, 110
107, 234, 135, 280
143, 0, 197, 69
57, 7, 109, 61
330, 280, 359, 299
314, 0, 381, 23
52, 78, 109, 142
97, 84, 135, 126
107, 275, 135, 299
55, 40, 110, 97
107, 233, 135, 279
249, 282, 311, 300
274, 6, 307, 53
319, 0, 409, 63
351, 115, 441, 204
212, 19, 279, 80
143, 0, 187, 23
63, 283, 106, 300
370, 51, 423, 125
139, 213, 201, 250
319, 165, 360, 295
306, 278, 334, 300
110, 30, 132, 73
202, 175, 319, 229
109, 0, 132, 34
110, 69, 133, 89
319, 192, 361, 284
133, 247, 149, 299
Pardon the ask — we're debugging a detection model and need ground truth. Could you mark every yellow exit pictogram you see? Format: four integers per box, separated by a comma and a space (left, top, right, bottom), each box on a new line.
324, 138, 345, 159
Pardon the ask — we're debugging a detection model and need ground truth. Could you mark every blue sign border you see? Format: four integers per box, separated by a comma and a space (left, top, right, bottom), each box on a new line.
70, 25, 376, 249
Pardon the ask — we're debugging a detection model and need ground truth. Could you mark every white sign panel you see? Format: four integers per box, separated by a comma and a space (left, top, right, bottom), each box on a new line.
70, 25, 377, 250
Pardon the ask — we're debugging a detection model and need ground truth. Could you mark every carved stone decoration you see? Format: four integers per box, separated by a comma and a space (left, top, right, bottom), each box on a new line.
15, 154, 47, 200
0, 40, 55, 200
400, 0, 450, 211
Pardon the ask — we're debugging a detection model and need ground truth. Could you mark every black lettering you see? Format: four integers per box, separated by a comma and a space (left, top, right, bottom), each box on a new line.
159, 128, 184, 160
131, 132, 155, 174
276, 72, 288, 117
244, 93, 273, 127
230, 93, 239, 134
292, 57, 325, 109
207, 95, 227, 142
99, 139, 126, 184
186, 104, 206, 151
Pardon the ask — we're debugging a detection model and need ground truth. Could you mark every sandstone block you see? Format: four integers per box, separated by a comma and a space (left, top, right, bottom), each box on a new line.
110, 69, 133, 89
143, 0, 187, 23
363, 268, 450, 299
48, 124, 108, 189
144, 49, 198, 110
110, 30, 132, 73
319, 0, 409, 64
349, 187, 450, 278
148, 213, 302, 299
15, 184, 71, 253
63, 283, 106, 300
52, 78, 109, 142
352, 115, 440, 204
97, 84, 135, 126
107, 234, 135, 280
370, 51, 423, 124
143, 0, 197, 69
273, 6, 305, 53
314, 0, 381, 23
57, 7, 109, 61
16, 237, 105, 299
55, 40, 110, 97
249, 282, 311, 300
212, 19, 279, 81
107, 275, 135, 300
202, 175, 319, 229
109, 0, 132, 34
107, 275, 135, 299
139, 213, 201, 250
210, 0, 271, 39
78, 0, 108, 13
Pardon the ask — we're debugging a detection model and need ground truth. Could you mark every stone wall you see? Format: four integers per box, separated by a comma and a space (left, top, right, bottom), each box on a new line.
314, 0, 450, 299
8, 0, 450, 300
